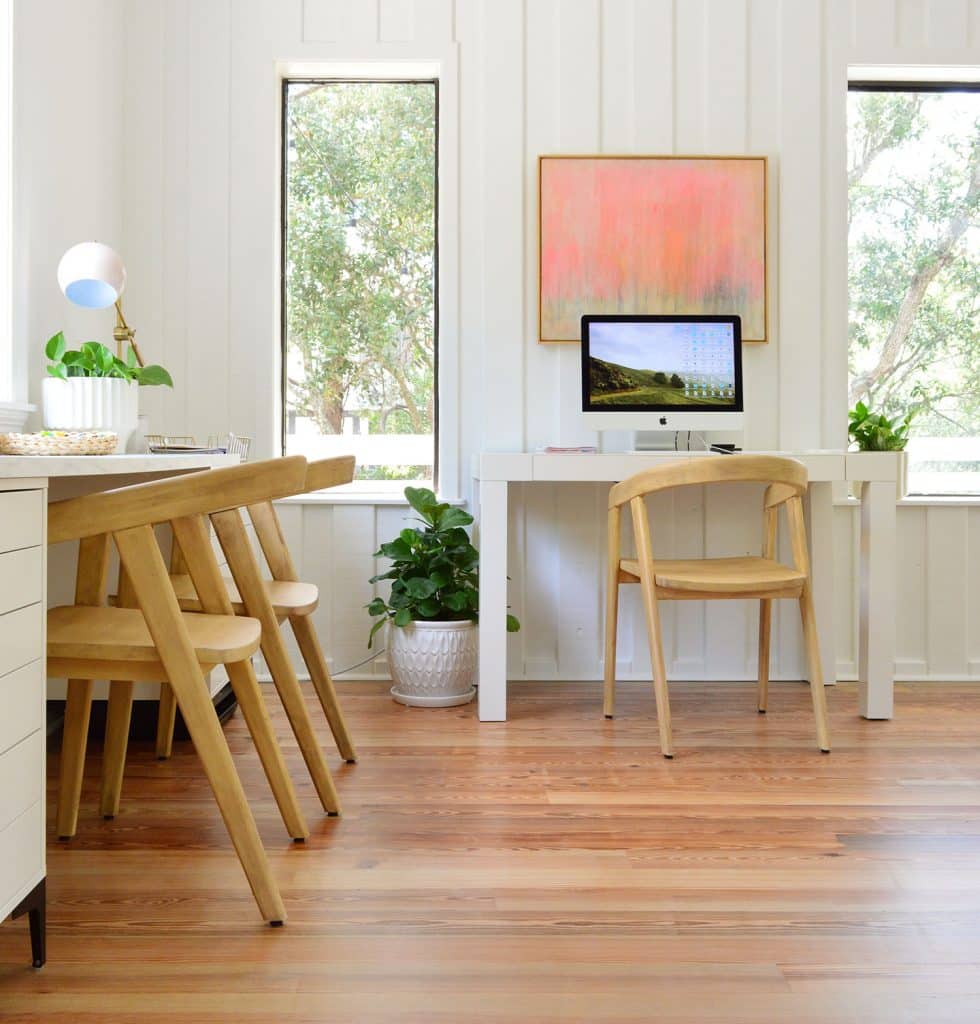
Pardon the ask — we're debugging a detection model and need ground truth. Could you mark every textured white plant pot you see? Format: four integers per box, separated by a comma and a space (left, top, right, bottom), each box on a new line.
388, 619, 477, 707
42, 377, 138, 453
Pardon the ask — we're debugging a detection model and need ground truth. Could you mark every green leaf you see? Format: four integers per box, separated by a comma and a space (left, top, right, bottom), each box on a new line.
443, 590, 470, 612
378, 538, 412, 560
404, 485, 438, 518
417, 598, 441, 618
45, 331, 66, 361
506, 614, 521, 633
126, 344, 138, 370
46, 363, 67, 381
393, 607, 412, 627
437, 507, 473, 531
368, 617, 387, 648
366, 597, 388, 616
135, 364, 174, 388
403, 576, 438, 599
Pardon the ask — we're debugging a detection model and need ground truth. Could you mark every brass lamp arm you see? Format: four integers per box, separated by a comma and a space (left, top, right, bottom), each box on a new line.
113, 299, 144, 367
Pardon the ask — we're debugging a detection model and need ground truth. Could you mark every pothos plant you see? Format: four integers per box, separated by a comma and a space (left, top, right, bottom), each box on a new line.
367, 486, 520, 647
45, 331, 173, 388
848, 401, 913, 451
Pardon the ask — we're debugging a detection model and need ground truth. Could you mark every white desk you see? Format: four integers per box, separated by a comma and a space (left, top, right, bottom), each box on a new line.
473, 450, 900, 723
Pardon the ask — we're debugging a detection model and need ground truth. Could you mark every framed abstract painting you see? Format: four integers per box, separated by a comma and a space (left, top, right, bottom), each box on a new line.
538, 155, 769, 343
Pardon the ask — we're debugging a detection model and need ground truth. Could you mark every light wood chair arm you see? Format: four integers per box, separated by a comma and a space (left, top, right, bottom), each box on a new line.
304, 455, 355, 493
48, 456, 308, 544
608, 455, 808, 509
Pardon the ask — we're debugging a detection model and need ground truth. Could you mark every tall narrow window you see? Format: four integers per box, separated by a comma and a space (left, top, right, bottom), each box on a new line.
848, 83, 980, 494
282, 80, 438, 487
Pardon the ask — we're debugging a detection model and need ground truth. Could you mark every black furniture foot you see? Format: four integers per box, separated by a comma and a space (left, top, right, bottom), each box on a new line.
11, 877, 46, 968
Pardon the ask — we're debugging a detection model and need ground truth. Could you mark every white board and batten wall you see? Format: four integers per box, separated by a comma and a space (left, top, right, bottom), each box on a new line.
16, 0, 980, 685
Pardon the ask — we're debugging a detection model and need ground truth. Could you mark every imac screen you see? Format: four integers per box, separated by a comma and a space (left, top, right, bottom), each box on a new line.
583, 317, 741, 411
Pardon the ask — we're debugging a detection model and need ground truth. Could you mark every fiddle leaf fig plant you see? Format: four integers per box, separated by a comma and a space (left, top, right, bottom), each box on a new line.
848, 400, 913, 451
366, 485, 521, 647
45, 331, 173, 387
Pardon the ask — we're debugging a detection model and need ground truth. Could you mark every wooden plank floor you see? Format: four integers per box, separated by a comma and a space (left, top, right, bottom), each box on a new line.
2, 680, 980, 1022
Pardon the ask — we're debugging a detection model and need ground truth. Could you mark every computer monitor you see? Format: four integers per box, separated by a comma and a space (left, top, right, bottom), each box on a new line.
581, 314, 744, 435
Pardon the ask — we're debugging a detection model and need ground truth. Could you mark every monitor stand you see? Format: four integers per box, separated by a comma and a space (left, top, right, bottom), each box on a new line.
631, 430, 703, 453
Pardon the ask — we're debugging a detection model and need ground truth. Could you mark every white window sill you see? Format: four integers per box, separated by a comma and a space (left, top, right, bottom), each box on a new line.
277, 489, 465, 506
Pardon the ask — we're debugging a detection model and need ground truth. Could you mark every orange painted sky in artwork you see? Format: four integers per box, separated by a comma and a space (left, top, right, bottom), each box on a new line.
540, 158, 766, 341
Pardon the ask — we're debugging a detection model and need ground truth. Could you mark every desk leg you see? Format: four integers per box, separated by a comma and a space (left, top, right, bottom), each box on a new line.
858, 481, 896, 719
806, 482, 836, 685
478, 480, 509, 722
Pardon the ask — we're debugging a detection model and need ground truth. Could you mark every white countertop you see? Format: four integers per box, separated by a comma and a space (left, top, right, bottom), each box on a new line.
0, 452, 240, 479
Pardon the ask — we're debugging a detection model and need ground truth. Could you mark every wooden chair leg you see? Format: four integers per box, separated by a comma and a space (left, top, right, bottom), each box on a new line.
171, 513, 309, 840
631, 497, 673, 758
100, 682, 134, 818
603, 507, 621, 719
758, 600, 772, 713
156, 684, 177, 759
114, 524, 286, 924
226, 660, 310, 840
56, 533, 111, 839
800, 588, 831, 753
786, 495, 831, 754
56, 679, 94, 839
212, 509, 341, 815
290, 613, 357, 763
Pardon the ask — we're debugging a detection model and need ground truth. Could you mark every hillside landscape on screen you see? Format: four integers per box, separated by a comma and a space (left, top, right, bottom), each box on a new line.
587, 321, 737, 409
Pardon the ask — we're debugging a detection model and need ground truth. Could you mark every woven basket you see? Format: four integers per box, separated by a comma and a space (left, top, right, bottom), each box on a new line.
0, 430, 119, 456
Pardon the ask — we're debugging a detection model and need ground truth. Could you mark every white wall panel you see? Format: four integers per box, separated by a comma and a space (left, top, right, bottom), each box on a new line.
72, 0, 980, 688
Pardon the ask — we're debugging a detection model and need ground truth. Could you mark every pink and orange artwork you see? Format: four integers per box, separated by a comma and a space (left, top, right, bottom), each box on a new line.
539, 156, 768, 343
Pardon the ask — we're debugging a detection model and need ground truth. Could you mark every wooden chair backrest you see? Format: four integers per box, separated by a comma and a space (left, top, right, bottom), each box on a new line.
608, 455, 808, 509
304, 455, 355, 493
48, 456, 309, 544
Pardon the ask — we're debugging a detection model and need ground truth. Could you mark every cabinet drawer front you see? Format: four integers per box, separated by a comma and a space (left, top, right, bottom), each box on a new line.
0, 661, 43, 757
0, 803, 43, 919
0, 547, 43, 616
0, 604, 43, 679
0, 490, 44, 554
0, 731, 43, 833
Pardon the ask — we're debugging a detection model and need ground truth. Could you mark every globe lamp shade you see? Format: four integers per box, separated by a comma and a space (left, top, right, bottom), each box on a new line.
57, 242, 127, 309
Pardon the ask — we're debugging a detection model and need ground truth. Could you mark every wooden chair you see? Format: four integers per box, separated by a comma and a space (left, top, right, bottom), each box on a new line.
49, 457, 315, 924
604, 455, 831, 758
155, 456, 358, 769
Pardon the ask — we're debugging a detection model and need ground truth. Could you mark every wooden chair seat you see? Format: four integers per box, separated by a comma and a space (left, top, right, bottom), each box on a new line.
48, 605, 261, 665
619, 556, 806, 596
169, 573, 319, 617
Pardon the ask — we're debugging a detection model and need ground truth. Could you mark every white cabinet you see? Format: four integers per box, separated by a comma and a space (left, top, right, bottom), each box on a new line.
0, 482, 46, 967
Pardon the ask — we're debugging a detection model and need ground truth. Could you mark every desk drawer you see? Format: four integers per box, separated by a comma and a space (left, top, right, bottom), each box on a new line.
0, 802, 43, 918
0, 731, 43, 833
0, 604, 43, 679
0, 547, 43, 616
0, 490, 43, 554
0, 661, 43, 757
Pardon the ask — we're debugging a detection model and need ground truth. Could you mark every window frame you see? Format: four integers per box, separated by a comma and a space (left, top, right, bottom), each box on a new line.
846, 78, 980, 496
279, 76, 440, 491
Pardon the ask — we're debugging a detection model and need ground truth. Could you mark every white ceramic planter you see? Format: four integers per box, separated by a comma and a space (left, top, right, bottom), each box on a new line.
42, 377, 139, 453
388, 619, 477, 707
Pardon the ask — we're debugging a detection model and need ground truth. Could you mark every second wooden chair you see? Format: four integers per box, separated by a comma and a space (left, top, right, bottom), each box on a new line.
604, 455, 831, 758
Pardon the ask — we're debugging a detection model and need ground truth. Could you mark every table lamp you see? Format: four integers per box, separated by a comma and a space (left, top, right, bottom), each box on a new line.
56, 242, 144, 365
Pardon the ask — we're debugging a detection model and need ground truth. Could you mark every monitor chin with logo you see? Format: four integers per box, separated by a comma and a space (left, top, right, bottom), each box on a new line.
580, 314, 745, 449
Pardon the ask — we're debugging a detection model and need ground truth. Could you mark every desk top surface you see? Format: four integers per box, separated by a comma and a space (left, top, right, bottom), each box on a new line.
474, 450, 901, 483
